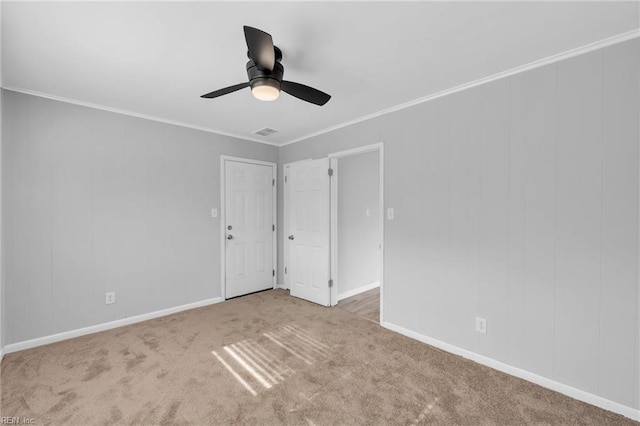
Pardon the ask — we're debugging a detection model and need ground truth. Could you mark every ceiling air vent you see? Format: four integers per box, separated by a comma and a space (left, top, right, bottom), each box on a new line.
253, 127, 278, 137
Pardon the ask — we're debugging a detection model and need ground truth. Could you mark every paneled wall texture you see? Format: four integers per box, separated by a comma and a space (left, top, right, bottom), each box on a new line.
280, 39, 639, 409
1, 92, 277, 345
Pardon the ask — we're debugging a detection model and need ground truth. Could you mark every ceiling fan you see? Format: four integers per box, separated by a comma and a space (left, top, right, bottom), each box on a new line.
200, 26, 331, 106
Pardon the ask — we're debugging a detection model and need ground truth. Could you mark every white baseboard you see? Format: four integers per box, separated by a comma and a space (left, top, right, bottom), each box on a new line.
3, 297, 224, 355
338, 281, 380, 301
381, 321, 640, 422
274, 283, 287, 290
0, 347, 4, 362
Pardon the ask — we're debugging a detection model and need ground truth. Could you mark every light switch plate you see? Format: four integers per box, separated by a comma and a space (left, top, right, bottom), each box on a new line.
211, 208, 218, 218
387, 208, 395, 220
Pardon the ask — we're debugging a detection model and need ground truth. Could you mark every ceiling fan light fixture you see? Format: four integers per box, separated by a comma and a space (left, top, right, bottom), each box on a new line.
251, 79, 280, 101
200, 26, 330, 106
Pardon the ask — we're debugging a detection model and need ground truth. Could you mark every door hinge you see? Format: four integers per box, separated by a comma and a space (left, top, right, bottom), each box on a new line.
328, 168, 334, 177
272, 224, 275, 231
285, 175, 288, 183
272, 178, 275, 186
328, 279, 333, 288
273, 270, 275, 277
285, 267, 287, 274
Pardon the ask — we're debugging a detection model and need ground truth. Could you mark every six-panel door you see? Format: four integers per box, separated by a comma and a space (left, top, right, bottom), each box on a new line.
288, 158, 331, 306
225, 160, 274, 299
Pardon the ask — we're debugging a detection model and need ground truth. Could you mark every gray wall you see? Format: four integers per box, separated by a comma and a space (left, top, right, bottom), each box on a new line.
337, 151, 380, 297
0, 89, 3, 350
1, 90, 278, 345
1, 1, 4, 351
279, 39, 640, 410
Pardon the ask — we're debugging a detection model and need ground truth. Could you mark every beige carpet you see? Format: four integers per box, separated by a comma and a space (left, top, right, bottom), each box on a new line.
0, 289, 635, 425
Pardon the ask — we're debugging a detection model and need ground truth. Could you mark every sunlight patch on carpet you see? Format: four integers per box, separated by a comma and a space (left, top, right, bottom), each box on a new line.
239, 339, 295, 380
213, 337, 297, 395
223, 346, 273, 389
263, 325, 332, 365
213, 325, 330, 395
211, 350, 257, 396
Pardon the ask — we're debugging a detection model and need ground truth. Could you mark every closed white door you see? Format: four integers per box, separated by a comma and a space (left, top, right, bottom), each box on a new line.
288, 158, 331, 306
225, 160, 274, 299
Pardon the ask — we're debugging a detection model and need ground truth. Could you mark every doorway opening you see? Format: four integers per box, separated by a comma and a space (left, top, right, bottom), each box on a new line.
282, 143, 384, 322
330, 144, 383, 322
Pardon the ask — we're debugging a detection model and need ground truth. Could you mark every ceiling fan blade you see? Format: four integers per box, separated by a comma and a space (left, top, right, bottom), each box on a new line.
244, 26, 275, 71
281, 81, 331, 106
200, 82, 249, 99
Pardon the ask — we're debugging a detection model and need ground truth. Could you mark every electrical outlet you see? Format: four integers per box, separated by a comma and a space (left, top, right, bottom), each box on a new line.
105, 292, 116, 305
476, 317, 487, 334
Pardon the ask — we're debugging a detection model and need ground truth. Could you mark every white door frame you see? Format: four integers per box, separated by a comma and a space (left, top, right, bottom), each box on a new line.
220, 156, 277, 300
282, 158, 312, 290
328, 143, 384, 321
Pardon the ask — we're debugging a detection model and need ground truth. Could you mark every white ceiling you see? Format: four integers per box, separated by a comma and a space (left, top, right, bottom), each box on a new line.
2, 1, 638, 145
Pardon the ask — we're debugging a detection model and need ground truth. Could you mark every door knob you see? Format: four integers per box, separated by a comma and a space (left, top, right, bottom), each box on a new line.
227, 234, 234, 240
227, 225, 232, 230
288, 235, 294, 240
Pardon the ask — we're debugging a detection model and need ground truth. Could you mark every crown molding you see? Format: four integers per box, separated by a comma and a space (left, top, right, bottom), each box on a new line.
281, 29, 640, 147
1, 86, 280, 147
3, 29, 638, 148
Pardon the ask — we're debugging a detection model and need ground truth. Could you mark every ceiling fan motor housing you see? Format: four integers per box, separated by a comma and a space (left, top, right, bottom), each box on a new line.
246, 56, 284, 91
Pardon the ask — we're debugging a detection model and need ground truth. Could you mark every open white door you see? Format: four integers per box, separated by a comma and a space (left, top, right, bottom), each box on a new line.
224, 159, 275, 299
288, 158, 331, 306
